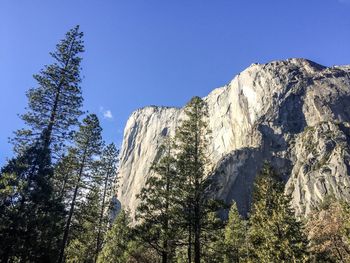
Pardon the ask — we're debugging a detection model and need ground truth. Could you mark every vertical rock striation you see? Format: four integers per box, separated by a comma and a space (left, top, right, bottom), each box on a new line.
117, 58, 350, 219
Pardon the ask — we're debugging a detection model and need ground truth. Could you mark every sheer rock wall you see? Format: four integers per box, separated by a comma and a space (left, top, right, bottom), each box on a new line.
117, 58, 350, 218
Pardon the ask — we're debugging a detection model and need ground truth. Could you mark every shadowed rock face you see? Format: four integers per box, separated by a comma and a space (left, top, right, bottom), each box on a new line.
117, 58, 350, 219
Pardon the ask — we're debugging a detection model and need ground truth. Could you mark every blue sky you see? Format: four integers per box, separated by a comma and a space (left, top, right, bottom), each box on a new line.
1, 0, 350, 165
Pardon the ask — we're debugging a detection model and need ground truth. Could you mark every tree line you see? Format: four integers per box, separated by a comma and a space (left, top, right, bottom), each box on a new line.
0, 26, 119, 262
0, 26, 349, 263
104, 95, 349, 263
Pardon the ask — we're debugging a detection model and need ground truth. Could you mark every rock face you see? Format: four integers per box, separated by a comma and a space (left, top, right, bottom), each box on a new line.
117, 58, 350, 219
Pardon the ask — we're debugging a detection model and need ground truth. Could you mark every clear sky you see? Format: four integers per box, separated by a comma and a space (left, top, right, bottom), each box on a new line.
1, 0, 350, 165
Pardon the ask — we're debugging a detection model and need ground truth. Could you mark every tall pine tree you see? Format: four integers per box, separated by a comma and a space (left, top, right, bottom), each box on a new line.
65, 184, 101, 263
0, 26, 84, 261
175, 96, 222, 263
58, 114, 103, 263
247, 163, 308, 262
136, 138, 178, 263
0, 135, 65, 262
13, 25, 84, 156
95, 143, 120, 261
53, 149, 79, 202
97, 210, 132, 263
223, 202, 246, 263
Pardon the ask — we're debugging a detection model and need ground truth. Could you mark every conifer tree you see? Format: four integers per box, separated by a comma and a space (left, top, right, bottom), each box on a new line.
136, 138, 178, 263
0, 26, 85, 262
0, 137, 65, 262
175, 96, 221, 263
63, 143, 119, 263
201, 212, 225, 263
65, 184, 101, 263
95, 143, 120, 261
223, 202, 246, 263
13, 25, 84, 156
97, 210, 132, 263
247, 163, 308, 262
58, 114, 103, 263
53, 149, 79, 202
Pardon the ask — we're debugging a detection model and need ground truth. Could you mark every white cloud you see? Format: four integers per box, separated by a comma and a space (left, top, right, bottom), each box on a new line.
99, 106, 113, 119
103, 110, 113, 119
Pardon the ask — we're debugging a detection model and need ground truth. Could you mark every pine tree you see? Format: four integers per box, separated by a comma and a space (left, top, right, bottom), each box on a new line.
95, 143, 120, 261
0, 137, 65, 262
53, 149, 79, 202
136, 138, 178, 263
13, 25, 84, 156
97, 210, 132, 263
223, 202, 246, 263
125, 240, 161, 263
58, 114, 103, 263
247, 163, 308, 262
0, 26, 85, 262
175, 96, 222, 263
64, 166, 121, 263
65, 184, 101, 263
201, 212, 226, 263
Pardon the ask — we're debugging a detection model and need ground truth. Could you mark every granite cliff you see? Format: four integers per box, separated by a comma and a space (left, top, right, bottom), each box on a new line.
117, 58, 350, 219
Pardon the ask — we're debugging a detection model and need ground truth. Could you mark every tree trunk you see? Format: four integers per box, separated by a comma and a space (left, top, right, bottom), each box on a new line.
94, 168, 110, 262
194, 198, 200, 263
188, 219, 192, 263
44, 36, 75, 151
162, 249, 168, 263
2, 247, 10, 263
58, 153, 86, 263
59, 170, 70, 200
162, 156, 171, 263
194, 111, 201, 263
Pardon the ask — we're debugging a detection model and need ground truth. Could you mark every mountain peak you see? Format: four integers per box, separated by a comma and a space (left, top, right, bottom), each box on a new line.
117, 59, 350, 220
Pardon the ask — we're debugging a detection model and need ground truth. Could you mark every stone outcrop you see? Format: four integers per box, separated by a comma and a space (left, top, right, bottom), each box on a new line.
117, 58, 350, 218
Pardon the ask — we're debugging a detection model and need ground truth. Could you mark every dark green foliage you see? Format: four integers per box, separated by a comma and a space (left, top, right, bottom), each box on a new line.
175, 96, 222, 263
58, 114, 103, 263
73, 114, 103, 164
135, 97, 224, 263
136, 139, 178, 263
201, 212, 226, 263
223, 202, 246, 263
0, 138, 65, 262
246, 163, 309, 262
65, 185, 101, 263
0, 25, 86, 262
2, 23, 348, 262
97, 210, 132, 263
98, 210, 161, 263
52, 124, 119, 263
13, 26, 84, 155
95, 143, 120, 259
53, 149, 80, 203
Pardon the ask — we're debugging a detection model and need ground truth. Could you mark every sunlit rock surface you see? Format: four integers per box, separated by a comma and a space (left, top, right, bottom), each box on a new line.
117, 58, 350, 219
